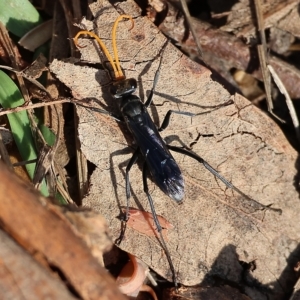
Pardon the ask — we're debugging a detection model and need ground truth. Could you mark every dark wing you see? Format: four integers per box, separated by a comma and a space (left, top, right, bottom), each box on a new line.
126, 106, 184, 202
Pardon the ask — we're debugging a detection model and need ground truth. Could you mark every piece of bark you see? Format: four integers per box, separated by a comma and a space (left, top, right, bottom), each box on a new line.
0, 160, 127, 300
50, 0, 300, 298
0, 229, 76, 300
64, 208, 112, 266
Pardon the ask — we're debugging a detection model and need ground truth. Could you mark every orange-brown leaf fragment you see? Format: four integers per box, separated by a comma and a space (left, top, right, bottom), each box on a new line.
123, 208, 173, 240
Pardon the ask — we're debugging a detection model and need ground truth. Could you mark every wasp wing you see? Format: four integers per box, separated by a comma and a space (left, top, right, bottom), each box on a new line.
125, 104, 184, 202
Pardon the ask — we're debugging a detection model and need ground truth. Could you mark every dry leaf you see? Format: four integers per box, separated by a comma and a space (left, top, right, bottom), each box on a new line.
116, 254, 149, 297
50, 0, 300, 298
218, 0, 298, 38
277, 4, 300, 38
164, 285, 251, 300
122, 207, 173, 241
153, 1, 300, 100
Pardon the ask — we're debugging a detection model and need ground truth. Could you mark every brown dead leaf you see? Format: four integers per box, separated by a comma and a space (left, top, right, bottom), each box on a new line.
164, 285, 251, 300
116, 254, 150, 297
277, 4, 300, 38
218, 0, 298, 39
154, 2, 300, 100
50, 0, 300, 298
122, 207, 173, 241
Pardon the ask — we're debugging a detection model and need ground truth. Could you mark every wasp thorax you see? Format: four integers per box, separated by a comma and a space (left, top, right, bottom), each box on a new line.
110, 78, 137, 98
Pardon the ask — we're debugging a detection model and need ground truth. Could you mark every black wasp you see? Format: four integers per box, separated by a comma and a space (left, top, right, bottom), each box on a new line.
74, 15, 281, 287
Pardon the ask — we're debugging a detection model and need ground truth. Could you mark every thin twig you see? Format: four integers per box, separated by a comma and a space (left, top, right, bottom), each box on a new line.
268, 65, 300, 144
0, 133, 13, 170
253, 0, 283, 122
0, 65, 51, 98
179, 0, 203, 59
0, 98, 73, 116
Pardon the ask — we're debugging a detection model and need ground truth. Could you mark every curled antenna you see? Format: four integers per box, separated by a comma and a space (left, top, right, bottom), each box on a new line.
73, 15, 134, 80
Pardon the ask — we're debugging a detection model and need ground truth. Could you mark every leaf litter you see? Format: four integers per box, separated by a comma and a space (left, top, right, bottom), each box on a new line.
122, 207, 174, 241
50, 0, 300, 297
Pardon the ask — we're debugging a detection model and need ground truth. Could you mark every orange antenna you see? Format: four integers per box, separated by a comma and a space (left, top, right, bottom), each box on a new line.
112, 15, 134, 79
73, 15, 134, 80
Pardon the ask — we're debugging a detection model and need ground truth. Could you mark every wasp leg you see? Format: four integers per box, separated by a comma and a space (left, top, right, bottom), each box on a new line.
125, 148, 140, 220
167, 145, 282, 215
116, 148, 140, 245
158, 110, 195, 132
144, 42, 168, 108
157, 108, 281, 214
75, 101, 123, 122
142, 162, 178, 288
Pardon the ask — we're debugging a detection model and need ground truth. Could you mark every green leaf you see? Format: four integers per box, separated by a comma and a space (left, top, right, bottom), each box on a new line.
0, 0, 42, 37
0, 70, 48, 196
